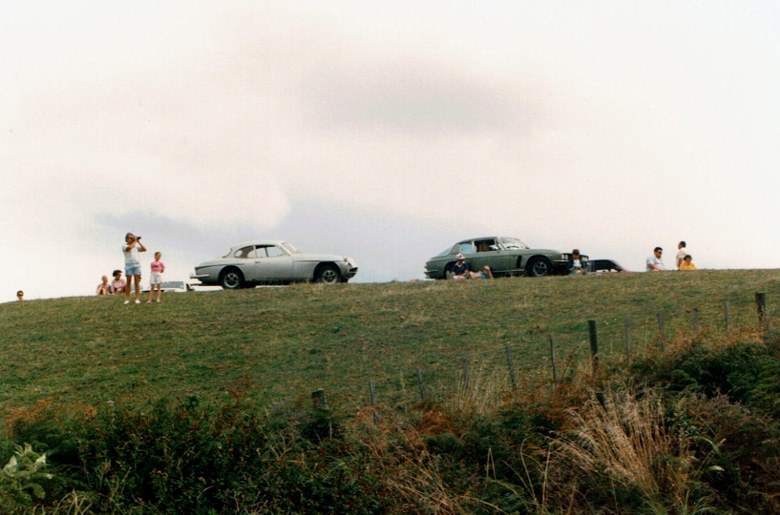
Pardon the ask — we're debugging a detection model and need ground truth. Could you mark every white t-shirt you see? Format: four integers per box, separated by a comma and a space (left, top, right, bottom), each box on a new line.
676, 248, 688, 268
646, 256, 665, 271
123, 244, 140, 265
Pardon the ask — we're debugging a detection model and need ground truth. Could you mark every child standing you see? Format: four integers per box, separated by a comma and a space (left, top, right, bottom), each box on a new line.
148, 251, 166, 303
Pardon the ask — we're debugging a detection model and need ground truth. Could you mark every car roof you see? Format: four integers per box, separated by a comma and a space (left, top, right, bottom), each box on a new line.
229, 240, 289, 250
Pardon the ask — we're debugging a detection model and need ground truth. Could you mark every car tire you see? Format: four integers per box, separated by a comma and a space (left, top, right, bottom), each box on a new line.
315, 264, 342, 284
219, 268, 245, 289
526, 257, 552, 277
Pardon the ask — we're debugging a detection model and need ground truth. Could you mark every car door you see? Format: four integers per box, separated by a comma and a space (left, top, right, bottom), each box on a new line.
246, 245, 294, 283
469, 238, 516, 275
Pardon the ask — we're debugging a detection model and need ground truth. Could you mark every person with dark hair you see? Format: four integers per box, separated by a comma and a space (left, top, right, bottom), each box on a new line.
646, 247, 666, 271
676, 241, 688, 269
122, 232, 147, 304
110, 270, 126, 294
16, 290, 23, 301
568, 249, 585, 274
679, 255, 697, 270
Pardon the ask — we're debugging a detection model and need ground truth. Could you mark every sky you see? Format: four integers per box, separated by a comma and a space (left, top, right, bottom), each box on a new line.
2, 1, 779, 300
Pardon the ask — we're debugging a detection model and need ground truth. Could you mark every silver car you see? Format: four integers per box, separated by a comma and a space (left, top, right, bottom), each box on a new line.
191, 240, 358, 289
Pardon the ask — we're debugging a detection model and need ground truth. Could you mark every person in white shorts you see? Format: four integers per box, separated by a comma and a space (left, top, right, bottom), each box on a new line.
123, 232, 147, 304
148, 251, 166, 303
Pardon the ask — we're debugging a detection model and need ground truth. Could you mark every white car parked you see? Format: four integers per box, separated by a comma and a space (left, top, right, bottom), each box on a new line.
191, 240, 358, 289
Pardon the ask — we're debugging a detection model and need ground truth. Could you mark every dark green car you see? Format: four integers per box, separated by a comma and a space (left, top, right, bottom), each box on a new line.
424, 236, 579, 279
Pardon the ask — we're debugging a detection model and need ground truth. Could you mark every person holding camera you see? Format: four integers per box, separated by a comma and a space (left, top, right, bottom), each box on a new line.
122, 232, 147, 304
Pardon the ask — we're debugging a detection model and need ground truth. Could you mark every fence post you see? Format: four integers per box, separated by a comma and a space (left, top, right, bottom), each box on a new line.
625, 319, 632, 366
723, 300, 731, 337
417, 368, 427, 400
460, 358, 469, 392
657, 313, 666, 352
505, 345, 517, 390
588, 320, 599, 373
311, 388, 327, 409
369, 380, 380, 424
756, 292, 769, 331
549, 334, 558, 386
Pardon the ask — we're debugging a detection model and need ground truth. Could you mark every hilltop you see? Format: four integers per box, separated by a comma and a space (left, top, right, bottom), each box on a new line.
2, 269, 778, 413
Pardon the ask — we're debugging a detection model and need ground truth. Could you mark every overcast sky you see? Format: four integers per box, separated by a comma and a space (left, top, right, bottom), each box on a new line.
2, 1, 779, 300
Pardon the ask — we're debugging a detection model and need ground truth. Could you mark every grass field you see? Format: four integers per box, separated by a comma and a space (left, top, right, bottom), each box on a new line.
2, 269, 779, 416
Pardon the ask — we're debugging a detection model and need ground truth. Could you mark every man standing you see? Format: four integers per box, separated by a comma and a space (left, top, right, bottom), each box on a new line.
123, 232, 147, 304
676, 241, 688, 269
646, 247, 666, 271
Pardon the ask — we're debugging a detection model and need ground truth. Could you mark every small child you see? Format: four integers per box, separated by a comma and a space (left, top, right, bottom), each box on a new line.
148, 251, 166, 303
679, 255, 697, 271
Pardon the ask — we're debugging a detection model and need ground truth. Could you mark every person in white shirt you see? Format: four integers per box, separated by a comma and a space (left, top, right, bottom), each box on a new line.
675, 241, 688, 270
646, 247, 666, 271
122, 232, 147, 304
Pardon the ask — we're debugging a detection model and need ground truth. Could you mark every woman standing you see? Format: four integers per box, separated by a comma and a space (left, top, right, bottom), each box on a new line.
122, 232, 147, 304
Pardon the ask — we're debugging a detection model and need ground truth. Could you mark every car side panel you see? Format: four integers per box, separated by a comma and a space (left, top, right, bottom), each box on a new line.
246, 255, 295, 283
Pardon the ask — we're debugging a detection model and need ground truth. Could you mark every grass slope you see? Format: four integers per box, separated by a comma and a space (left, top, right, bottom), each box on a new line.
1, 270, 778, 415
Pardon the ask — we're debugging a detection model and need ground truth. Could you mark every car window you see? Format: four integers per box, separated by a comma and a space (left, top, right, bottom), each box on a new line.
234, 246, 255, 258
475, 239, 497, 252
457, 242, 476, 255
266, 245, 284, 258
500, 237, 529, 250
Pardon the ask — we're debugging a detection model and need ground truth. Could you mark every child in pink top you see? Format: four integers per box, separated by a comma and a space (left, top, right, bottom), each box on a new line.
148, 251, 166, 303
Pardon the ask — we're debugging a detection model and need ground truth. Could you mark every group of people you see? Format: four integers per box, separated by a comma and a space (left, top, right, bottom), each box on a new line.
96, 232, 166, 304
450, 253, 494, 280
646, 241, 697, 271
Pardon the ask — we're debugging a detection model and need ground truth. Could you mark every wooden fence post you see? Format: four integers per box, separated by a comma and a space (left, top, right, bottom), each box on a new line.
756, 292, 769, 331
311, 388, 327, 409
417, 368, 427, 400
549, 334, 558, 386
504, 345, 517, 390
588, 320, 599, 373
724, 300, 731, 337
625, 319, 632, 366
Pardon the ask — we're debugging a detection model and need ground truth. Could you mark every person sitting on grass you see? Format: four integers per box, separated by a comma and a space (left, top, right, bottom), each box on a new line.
451, 253, 474, 280
96, 275, 112, 295
110, 270, 126, 295
679, 254, 697, 271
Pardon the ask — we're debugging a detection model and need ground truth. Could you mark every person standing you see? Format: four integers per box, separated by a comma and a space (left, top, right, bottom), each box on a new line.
123, 232, 147, 304
646, 247, 666, 271
675, 241, 688, 270
147, 251, 166, 303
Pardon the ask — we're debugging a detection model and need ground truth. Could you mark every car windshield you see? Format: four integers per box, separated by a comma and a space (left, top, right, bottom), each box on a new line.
281, 242, 299, 254
501, 237, 529, 250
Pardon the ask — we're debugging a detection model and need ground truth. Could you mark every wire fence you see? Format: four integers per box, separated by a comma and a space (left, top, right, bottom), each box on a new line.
311, 292, 772, 416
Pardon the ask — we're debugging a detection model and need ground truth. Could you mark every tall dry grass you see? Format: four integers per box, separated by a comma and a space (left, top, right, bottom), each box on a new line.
553, 386, 715, 513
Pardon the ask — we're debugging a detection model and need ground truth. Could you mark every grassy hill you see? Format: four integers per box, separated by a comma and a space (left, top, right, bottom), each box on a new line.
1, 270, 779, 513
2, 269, 778, 414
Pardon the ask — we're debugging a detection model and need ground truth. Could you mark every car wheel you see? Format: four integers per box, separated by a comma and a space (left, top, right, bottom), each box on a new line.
526, 257, 552, 277
219, 268, 245, 289
315, 264, 342, 284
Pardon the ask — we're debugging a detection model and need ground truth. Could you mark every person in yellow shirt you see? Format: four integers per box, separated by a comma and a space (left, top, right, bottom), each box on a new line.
679, 255, 697, 270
